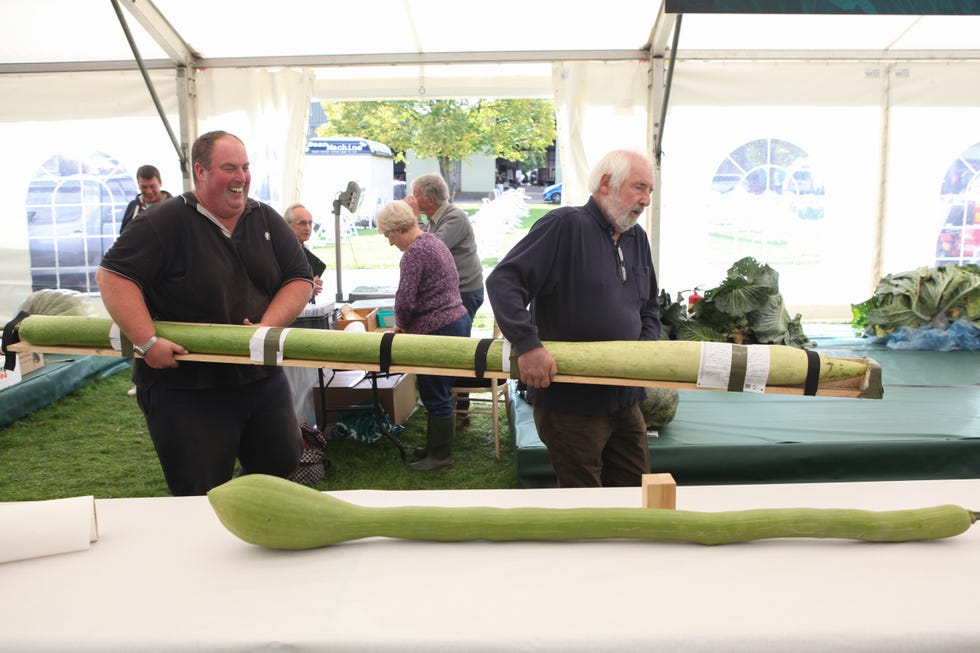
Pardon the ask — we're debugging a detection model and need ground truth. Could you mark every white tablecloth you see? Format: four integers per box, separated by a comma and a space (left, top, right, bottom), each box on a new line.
2, 480, 979, 652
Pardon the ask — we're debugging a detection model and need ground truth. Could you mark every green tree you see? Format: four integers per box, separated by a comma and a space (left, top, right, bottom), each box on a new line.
318, 99, 556, 192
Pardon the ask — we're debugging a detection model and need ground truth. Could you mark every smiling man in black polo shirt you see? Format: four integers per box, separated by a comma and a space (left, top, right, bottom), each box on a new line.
96, 130, 313, 496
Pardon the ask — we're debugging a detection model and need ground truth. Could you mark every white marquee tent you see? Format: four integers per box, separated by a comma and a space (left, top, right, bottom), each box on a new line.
2, 0, 980, 320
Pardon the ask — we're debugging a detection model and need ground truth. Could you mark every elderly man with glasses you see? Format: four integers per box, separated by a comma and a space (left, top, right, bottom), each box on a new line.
284, 203, 325, 300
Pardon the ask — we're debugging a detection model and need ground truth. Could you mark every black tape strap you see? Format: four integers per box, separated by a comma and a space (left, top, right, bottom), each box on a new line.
803, 349, 821, 396
726, 344, 748, 393
120, 332, 134, 358
263, 327, 285, 365
2, 311, 29, 371
473, 338, 493, 381
379, 331, 396, 375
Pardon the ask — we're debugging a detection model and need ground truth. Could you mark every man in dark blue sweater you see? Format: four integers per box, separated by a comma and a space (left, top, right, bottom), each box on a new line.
486, 150, 661, 487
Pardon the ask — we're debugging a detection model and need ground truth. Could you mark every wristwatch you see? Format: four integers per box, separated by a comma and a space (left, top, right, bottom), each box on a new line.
133, 335, 159, 357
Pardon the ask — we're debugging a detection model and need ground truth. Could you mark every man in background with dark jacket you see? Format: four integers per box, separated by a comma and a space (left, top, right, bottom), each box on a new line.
119, 164, 172, 232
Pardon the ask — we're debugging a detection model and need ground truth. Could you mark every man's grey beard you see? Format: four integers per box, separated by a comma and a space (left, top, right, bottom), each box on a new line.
612, 211, 640, 233
599, 193, 641, 234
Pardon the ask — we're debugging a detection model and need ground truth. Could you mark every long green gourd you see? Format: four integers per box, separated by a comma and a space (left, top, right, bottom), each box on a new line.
16, 315, 870, 388
208, 474, 977, 549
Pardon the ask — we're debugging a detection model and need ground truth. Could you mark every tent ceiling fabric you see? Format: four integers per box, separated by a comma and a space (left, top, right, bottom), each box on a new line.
4, 1, 980, 78
0, 0, 657, 73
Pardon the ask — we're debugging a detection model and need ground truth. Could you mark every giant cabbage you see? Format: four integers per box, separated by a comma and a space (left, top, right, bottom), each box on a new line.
851, 264, 980, 338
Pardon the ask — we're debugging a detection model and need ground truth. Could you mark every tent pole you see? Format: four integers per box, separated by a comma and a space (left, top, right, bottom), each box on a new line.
333, 199, 344, 303
654, 14, 682, 166
110, 0, 188, 175
870, 63, 893, 293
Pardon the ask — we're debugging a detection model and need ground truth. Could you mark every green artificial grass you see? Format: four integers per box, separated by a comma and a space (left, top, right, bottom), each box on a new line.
0, 369, 167, 500
0, 365, 517, 501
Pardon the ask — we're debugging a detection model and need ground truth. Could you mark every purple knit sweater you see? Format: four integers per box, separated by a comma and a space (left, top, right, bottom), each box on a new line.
395, 232, 467, 334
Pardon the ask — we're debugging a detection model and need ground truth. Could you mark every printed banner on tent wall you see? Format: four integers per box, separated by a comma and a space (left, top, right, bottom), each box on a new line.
665, 0, 979, 15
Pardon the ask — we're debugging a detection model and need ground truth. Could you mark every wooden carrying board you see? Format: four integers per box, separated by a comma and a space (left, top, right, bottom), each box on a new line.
3, 315, 881, 399
6, 340, 881, 399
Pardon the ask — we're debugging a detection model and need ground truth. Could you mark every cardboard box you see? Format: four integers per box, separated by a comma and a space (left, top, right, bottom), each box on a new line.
18, 351, 45, 375
0, 363, 21, 391
0, 352, 46, 391
336, 307, 378, 332
313, 371, 417, 425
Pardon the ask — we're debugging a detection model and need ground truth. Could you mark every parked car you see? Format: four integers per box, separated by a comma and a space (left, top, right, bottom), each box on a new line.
543, 183, 562, 204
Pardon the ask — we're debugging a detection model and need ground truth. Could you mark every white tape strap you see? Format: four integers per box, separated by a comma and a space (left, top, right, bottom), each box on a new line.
109, 323, 122, 351
501, 339, 512, 374
249, 327, 291, 365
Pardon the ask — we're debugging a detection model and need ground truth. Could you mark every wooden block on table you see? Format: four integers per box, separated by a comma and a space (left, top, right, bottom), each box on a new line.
641, 473, 676, 509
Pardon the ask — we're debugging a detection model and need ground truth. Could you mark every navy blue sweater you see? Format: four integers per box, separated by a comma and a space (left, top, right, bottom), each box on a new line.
486, 198, 661, 415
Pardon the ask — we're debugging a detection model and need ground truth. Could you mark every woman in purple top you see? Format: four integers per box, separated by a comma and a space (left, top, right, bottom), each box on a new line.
376, 200, 470, 471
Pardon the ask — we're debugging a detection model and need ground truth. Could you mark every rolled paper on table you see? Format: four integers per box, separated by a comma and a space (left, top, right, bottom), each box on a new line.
0, 495, 99, 564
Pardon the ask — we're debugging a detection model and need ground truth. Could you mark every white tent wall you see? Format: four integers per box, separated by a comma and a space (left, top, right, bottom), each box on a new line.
883, 62, 980, 277
312, 64, 553, 102
0, 70, 181, 318
0, 67, 313, 319
197, 67, 314, 215
658, 58, 980, 320
552, 61, 652, 210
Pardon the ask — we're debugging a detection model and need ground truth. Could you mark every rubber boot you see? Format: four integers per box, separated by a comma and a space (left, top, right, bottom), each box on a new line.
417, 405, 466, 458
410, 414, 454, 471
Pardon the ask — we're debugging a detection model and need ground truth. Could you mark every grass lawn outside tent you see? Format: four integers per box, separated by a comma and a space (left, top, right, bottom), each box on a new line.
0, 204, 552, 501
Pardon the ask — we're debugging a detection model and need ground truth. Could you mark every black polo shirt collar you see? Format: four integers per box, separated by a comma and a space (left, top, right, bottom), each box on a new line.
180, 191, 260, 237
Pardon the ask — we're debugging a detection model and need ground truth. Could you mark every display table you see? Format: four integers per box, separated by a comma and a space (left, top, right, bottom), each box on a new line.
2, 480, 979, 651
513, 325, 980, 487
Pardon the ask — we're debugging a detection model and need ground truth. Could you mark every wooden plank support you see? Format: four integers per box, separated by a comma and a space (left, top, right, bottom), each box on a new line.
6, 315, 883, 399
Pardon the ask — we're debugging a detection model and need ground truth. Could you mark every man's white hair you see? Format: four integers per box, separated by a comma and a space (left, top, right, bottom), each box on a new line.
587, 150, 654, 194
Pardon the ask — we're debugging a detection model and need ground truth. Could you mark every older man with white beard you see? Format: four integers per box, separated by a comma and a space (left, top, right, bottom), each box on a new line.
486, 149, 661, 488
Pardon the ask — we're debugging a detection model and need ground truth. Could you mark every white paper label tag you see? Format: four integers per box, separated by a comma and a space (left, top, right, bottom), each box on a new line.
697, 342, 732, 389
742, 345, 770, 394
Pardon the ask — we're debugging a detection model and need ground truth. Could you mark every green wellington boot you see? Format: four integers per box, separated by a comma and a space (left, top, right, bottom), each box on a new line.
410, 414, 455, 471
